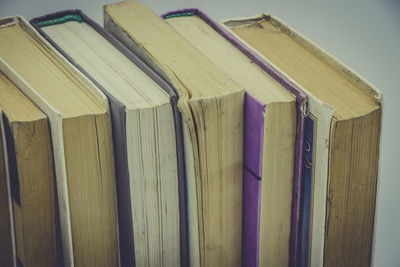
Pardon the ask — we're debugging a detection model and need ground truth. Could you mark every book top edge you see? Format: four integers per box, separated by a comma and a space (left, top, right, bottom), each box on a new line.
30, 10, 179, 102
163, 9, 309, 116
0, 15, 110, 114
221, 14, 383, 105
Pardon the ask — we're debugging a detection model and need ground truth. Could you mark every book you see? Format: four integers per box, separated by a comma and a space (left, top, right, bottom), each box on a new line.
0, 72, 57, 267
0, 16, 118, 267
104, 1, 245, 266
0, 108, 14, 267
221, 14, 383, 267
162, 9, 308, 267
30, 10, 187, 267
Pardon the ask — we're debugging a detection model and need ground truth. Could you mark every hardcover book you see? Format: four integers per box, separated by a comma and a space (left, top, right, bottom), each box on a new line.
0, 16, 118, 267
221, 14, 383, 267
30, 10, 188, 267
0, 107, 14, 267
162, 9, 308, 267
0, 72, 57, 267
104, 1, 245, 266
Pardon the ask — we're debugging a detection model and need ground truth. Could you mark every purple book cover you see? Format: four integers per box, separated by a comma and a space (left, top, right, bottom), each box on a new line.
242, 94, 265, 267
162, 9, 308, 267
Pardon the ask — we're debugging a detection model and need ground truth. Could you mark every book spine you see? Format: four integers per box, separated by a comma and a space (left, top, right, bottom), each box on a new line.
298, 115, 315, 267
242, 93, 265, 267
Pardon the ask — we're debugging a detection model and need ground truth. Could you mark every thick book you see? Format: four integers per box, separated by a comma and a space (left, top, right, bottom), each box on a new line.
0, 72, 57, 267
30, 10, 188, 267
104, 1, 245, 266
221, 14, 383, 267
162, 9, 308, 267
0, 16, 118, 267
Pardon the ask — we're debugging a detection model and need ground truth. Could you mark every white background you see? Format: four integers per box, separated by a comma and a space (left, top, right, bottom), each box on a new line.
0, 0, 399, 266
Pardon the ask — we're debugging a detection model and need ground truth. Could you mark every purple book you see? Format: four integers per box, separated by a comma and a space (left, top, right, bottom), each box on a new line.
162, 9, 308, 267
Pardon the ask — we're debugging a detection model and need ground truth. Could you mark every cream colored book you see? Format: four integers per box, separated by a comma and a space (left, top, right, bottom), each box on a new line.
0, 72, 57, 267
164, 11, 297, 267
31, 11, 182, 267
0, 16, 118, 267
221, 14, 383, 267
104, 1, 245, 267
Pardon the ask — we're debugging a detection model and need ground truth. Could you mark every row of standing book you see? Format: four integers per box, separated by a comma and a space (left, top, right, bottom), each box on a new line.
0, 1, 382, 266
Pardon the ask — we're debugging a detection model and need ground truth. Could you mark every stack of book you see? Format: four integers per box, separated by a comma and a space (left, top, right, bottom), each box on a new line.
0, 1, 382, 266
